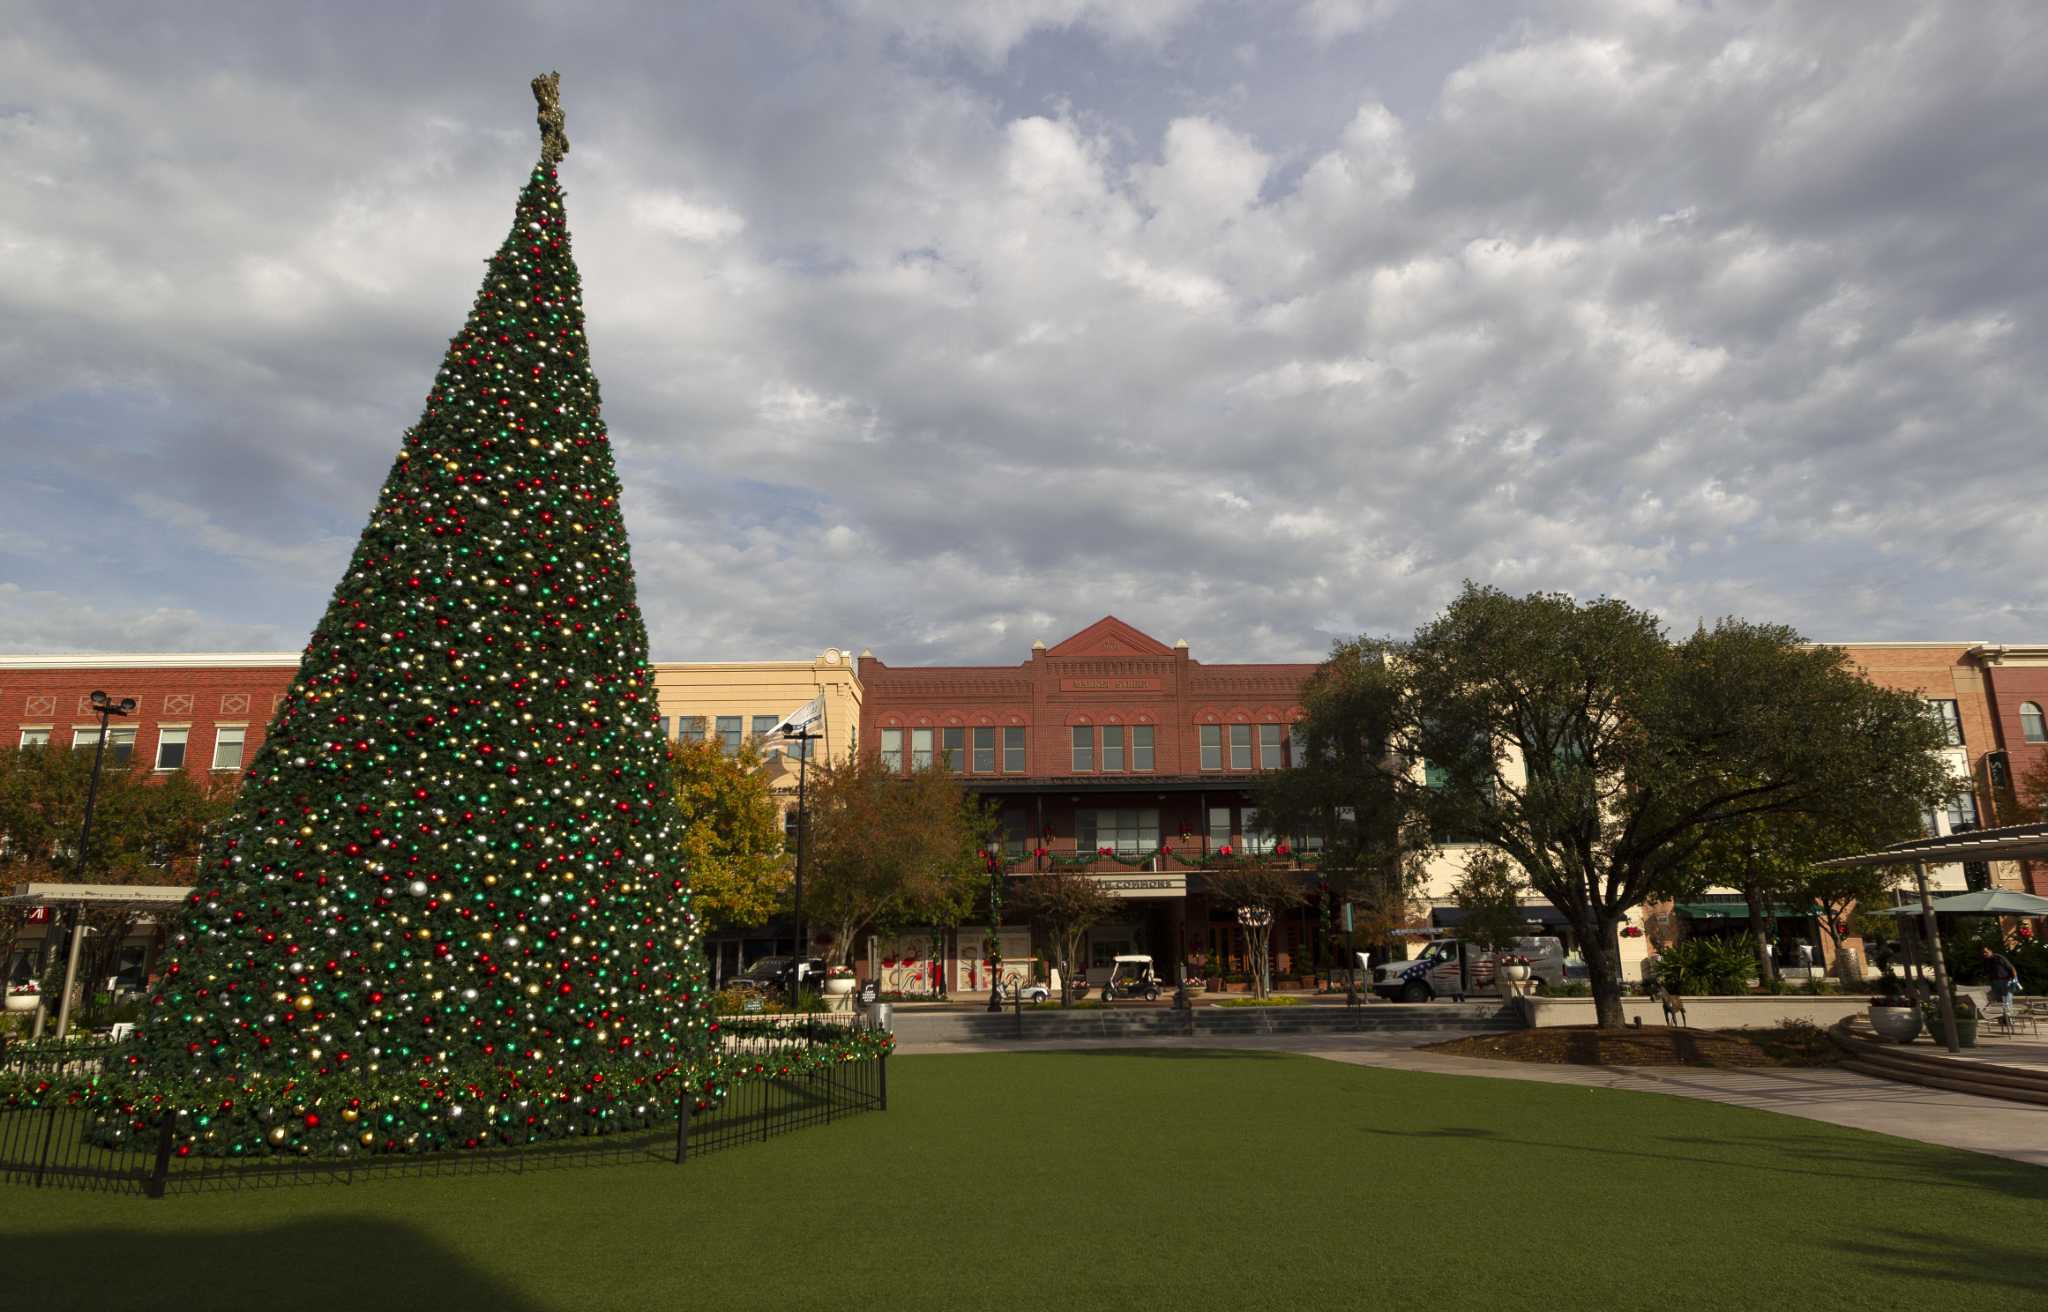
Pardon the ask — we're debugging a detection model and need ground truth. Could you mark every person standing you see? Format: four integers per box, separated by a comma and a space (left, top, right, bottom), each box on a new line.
1981, 944, 2020, 1018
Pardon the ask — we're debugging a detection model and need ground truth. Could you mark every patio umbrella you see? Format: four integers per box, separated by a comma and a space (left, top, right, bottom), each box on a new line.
1879, 889, 2048, 917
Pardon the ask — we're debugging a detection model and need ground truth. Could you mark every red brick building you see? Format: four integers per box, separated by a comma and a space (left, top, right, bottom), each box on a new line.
0, 653, 300, 778
1972, 645, 2048, 895
858, 617, 1325, 988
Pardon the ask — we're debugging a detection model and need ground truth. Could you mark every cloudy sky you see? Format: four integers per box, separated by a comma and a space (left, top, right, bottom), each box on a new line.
4, 2, 2045, 666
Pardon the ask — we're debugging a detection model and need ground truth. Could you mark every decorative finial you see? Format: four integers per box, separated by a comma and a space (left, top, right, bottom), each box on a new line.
532, 71, 568, 165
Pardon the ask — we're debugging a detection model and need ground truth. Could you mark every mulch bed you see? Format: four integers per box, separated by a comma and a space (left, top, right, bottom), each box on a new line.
1422, 1024, 1842, 1068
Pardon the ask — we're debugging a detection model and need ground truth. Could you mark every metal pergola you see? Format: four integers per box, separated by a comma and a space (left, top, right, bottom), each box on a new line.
1813, 822, 2048, 1053
2, 882, 190, 1041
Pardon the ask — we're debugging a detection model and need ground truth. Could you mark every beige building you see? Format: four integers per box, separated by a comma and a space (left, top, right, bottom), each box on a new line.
650, 645, 863, 824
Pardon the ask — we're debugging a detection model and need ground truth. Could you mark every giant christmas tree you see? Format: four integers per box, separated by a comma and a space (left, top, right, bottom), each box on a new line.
135, 76, 712, 1154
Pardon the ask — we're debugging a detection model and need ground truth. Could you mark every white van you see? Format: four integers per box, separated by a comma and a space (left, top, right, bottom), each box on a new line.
1370, 936, 1566, 1002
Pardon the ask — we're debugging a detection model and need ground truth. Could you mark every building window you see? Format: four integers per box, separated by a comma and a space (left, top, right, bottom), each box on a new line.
1945, 791, 1980, 833
1925, 700, 1964, 747
973, 727, 996, 773
1002, 813, 1028, 861
1242, 807, 1277, 854
1102, 725, 1125, 772
1207, 806, 1233, 849
75, 725, 137, 767
2023, 702, 2047, 744
715, 716, 743, 757
1078, 808, 1159, 855
752, 714, 779, 746
677, 715, 706, 745
1071, 726, 1094, 772
942, 727, 965, 773
212, 725, 246, 771
1229, 724, 1252, 771
783, 807, 800, 850
155, 726, 189, 771
1132, 725, 1154, 771
1259, 724, 1285, 770
881, 728, 904, 772
911, 728, 933, 770
1003, 726, 1026, 773
19, 728, 50, 749
1199, 725, 1222, 771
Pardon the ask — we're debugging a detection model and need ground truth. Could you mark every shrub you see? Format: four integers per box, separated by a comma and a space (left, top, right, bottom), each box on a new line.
1650, 937, 1757, 996
1212, 995, 1306, 1008
1545, 981, 1592, 998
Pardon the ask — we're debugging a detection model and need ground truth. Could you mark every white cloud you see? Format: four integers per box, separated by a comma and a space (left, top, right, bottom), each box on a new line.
3, 1, 2046, 668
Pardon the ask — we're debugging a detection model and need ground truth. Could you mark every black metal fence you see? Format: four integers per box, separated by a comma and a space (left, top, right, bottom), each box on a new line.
0, 1041, 886, 1198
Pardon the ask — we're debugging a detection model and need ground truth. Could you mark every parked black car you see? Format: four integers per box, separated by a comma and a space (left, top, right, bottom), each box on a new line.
729, 955, 826, 997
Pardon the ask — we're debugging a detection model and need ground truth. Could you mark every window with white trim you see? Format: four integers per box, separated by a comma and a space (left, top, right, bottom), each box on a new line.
1077, 808, 1159, 855
1071, 726, 1094, 772
1229, 724, 1252, 770
155, 726, 189, 771
1242, 807, 1278, 854
2023, 702, 2047, 744
212, 725, 247, 771
972, 727, 995, 773
74, 725, 137, 767
1003, 726, 1026, 773
1259, 724, 1286, 770
911, 728, 933, 770
942, 727, 965, 773
18, 727, 50, 749
1101, 725, 1125, 772
881, 728, 904, 772
1199, 725, 1222, 771
1132, 725, 1154, 771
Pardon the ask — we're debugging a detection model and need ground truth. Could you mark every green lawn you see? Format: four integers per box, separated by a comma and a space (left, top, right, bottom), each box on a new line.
5, 1051, 2046, 1311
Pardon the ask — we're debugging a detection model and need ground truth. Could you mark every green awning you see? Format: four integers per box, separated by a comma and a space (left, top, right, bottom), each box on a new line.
1673, 902, 1813, 919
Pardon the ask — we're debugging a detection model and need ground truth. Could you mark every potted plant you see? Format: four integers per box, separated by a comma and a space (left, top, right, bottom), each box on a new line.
1867, 977, 1923, 1044
1500, 953, 1534, 985
1923, 993, 1980, 1049
5, 981, 41, 1014
821, 964, 858, 1010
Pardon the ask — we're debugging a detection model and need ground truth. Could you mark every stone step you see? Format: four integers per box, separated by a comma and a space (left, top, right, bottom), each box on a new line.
1830, 1022, 2048, 1108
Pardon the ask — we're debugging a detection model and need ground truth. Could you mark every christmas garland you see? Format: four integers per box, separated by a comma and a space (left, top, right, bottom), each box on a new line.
0, 1024, 892, 1160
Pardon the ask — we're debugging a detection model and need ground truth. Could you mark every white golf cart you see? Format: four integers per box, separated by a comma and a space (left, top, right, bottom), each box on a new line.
1100, 954, 1162, 1003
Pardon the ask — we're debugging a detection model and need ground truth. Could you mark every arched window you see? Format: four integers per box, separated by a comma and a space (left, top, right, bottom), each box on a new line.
2023, 702, 2047, 743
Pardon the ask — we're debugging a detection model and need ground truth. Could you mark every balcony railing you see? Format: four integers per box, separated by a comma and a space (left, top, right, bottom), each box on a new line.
992, 836, 1323, 876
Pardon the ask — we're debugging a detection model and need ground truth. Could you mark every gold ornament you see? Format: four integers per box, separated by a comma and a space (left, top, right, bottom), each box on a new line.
294, 994, 316, 1012
341, 1108, 360, 1123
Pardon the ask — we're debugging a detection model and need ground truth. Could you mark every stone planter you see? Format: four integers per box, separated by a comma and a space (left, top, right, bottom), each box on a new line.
822, 976, 857, 1012
4, 993, 40, 1014
1501, 963, 1533, 983
1868, 1004, 1922, 1043
1924, 1010, 1979, 1048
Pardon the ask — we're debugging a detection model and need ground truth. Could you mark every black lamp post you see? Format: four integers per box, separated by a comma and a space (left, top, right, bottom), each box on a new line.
50, 690, 136, 1040
775, 726, 822, 1007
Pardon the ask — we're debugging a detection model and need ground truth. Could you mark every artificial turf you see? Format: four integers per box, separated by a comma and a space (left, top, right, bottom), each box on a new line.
4, 1051, 2045, 1311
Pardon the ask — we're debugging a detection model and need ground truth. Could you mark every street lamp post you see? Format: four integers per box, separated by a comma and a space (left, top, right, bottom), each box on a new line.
775, 726, 822, 1007
48, 690, 136, 1041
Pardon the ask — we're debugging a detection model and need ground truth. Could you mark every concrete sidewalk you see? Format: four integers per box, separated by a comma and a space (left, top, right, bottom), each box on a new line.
895, 1030, 2048, 1170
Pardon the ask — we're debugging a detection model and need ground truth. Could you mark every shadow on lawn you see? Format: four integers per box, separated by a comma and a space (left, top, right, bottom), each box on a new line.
1835, 1227, 2048, 1298
1358, 1124, 2048, 1204
2, 1218, 546, 1312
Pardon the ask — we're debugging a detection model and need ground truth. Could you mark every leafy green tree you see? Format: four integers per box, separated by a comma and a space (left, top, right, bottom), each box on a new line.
1205, 864, 1305, 998
1254, 639, 1431, 958
1013, 869, 1115, 1006
131, 79, 714, 1153
667, 737, 788, 930
806, 756, 986, 967
1449, 849, 1529, 961
0, 745, 236, 1004
1393, 585, 1954, 1027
